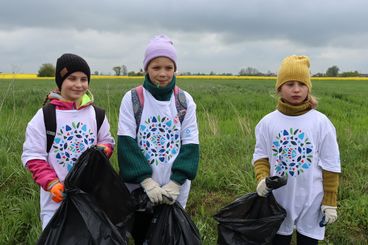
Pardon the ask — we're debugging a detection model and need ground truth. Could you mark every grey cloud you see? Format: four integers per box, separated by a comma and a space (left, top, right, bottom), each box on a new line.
1, 0, 367, 46
0, 0, 367, 73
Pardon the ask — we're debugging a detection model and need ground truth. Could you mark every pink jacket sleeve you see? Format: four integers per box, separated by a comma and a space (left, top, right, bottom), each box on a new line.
26, 159, 58, 191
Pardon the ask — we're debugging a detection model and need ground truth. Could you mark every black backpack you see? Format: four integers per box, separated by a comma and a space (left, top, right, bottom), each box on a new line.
42, 103, 105, 153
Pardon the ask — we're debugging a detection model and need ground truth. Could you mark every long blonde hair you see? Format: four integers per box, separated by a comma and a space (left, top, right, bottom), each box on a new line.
276, 87, 318, 109
308, 94, 318, 109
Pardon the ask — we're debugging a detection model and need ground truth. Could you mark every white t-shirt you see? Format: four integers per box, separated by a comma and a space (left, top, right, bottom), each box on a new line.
117, 88, 199, 208
252, 109, 341, 240
22, 106, 115, 229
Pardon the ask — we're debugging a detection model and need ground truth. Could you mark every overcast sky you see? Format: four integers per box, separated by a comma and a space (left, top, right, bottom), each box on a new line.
1, 0, 367, 75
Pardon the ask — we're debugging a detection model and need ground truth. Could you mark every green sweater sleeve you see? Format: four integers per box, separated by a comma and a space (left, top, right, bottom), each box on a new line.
117, 135, 152, 183
171, 143, 200, 185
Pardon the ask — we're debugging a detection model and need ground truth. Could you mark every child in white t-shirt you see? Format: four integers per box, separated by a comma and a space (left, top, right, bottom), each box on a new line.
22, 53, 115, 230
117, 35, 199, 244
252, 55, 341, 244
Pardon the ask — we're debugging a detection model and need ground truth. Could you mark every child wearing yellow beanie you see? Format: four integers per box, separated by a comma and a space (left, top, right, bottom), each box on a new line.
276, 55, 312, 91
252, 55, 341, 244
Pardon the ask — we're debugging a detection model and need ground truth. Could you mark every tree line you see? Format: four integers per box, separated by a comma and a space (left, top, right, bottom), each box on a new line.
37, 63, 364, 77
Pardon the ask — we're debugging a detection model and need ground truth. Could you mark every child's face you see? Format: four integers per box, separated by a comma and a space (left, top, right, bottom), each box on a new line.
279, 80, 309, 106
60, 71, 89, 102
147, 57, 175, 88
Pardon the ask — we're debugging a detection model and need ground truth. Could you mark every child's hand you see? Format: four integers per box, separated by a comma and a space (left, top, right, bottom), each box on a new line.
141, 178, 169, 205
256, 178, 271, 197
162, 181, 181, 205
96, 144, 112, 158
49, 181, 65, 203
320, 205, 337, 226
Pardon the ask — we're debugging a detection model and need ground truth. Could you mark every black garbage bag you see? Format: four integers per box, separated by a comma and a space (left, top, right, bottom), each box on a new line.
38, 189, 127, 245
65, 147, 136, 226
130, 188, 201, 245
213, 176, 287, 245
146, 203, 202, 245
130, 187, 155, 212
37, 147, 136, 245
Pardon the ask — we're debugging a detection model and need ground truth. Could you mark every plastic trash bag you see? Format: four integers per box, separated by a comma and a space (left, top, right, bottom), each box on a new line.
65, 146, 136, 226
146, 203, 202, 245
213, 176, 287, 245
130, 187, 155, 212
38, 147, 136, 245
130, 188, 201, 245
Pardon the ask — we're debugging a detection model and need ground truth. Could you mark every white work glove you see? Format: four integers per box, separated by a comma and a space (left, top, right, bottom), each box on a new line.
141, 178, 168, 205
161, 181, 181, 205
321, 205, 337, 225
256, 178, 271, 197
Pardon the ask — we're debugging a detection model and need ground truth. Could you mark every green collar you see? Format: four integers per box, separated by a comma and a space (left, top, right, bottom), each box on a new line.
143, 75, 176, 101
80, 90, 94, 106
277, 97, 312, 116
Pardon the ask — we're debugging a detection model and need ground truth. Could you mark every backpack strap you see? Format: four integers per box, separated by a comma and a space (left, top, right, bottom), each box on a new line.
174, 86, 187, 124
92, 105, 105, 132
42, 103, 56, 153
131, 85, 144, 132
131, 85, 187, 132
43, 104, 105, 153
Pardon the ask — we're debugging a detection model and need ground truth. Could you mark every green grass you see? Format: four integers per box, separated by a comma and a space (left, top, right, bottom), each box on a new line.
0, 78, 367, 244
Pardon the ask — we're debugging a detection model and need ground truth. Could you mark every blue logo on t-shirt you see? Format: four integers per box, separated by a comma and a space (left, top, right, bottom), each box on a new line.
138, 115, 180, 165
53, 122, 95, 171
272, 128, 313, 177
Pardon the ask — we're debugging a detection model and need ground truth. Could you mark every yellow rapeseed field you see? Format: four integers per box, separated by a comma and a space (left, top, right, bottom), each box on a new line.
0, 73, 39, 79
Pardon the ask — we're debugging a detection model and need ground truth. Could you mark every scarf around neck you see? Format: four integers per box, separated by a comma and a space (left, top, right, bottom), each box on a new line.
143, 74, 176, 101
277, 97, 312, 116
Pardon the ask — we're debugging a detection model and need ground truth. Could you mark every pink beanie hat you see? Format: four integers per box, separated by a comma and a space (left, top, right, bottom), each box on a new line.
143, 34, 177, 71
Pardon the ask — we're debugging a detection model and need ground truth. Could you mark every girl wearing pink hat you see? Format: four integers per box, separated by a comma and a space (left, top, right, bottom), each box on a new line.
117, 35, 199, 244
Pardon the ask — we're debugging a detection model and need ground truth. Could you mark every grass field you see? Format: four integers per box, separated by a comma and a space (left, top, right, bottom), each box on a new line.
0, 77, 367, 244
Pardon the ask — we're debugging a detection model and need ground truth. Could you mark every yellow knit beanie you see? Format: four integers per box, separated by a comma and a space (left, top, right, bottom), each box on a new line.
276, 55, 312, 91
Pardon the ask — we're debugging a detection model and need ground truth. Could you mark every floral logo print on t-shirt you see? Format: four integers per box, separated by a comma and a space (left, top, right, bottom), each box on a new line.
272, 128, 313, 177
53, 122, 95, 171
138, 115, 180, 165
